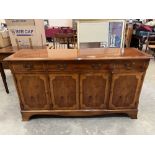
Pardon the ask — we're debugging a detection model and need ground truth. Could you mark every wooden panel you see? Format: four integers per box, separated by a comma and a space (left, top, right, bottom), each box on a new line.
15, 74, 50, 110
49, 74, 79, 110
80, 73, 110, 109
109, 72, 143, 109
12, 62, 45, 73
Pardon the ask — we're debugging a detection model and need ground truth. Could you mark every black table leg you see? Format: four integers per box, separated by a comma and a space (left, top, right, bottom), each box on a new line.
139, 38, 144, 50
0, 63, 9, 94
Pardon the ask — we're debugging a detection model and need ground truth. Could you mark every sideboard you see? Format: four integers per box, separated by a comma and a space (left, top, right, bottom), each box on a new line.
5, 48, 151, 121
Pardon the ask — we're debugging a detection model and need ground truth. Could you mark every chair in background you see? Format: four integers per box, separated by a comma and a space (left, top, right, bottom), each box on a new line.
145, 33, 155, 58
53, 33, 67, 49
125, 25, 133, 47
66, 33, 76, 49
52, 33, 76, 49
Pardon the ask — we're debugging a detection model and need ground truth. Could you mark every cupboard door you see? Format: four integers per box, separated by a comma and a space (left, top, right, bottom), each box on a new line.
80, 73, 110, 109
15, 74, 50, 110
49, 74, 79, 110
109, 72, 143, 109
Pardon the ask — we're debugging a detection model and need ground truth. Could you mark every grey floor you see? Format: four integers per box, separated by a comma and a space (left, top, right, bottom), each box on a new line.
0, 60, 155, 135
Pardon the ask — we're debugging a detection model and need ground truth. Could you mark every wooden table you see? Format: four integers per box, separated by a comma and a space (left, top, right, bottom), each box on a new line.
0, 46, 14, 68
0, 46, 15, 93
5, 48, 151, 121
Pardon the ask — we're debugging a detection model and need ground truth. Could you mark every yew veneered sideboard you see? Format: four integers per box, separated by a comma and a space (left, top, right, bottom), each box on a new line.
5, 48, 151, 121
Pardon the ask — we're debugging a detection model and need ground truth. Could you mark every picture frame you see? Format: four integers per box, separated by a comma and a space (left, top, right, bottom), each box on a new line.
77, 19, 126, 54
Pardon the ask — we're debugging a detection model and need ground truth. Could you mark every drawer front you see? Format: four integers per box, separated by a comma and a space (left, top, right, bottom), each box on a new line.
111, 61, 148, 71
47, 62, 110, 72
12, 62, 45, 73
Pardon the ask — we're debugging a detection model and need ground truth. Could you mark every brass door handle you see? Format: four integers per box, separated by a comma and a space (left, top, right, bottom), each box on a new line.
57, 64, 67, 70
23, 64, 33, 70
109, 64, 115, 70
91, 63, 101, 69
124, 62, 135, 70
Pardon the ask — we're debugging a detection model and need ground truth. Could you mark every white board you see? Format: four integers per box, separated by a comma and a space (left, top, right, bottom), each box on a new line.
78, 21, 109, 43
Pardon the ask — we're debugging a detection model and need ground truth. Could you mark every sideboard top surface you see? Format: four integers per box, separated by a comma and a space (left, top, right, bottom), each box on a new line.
4, 48, 152, 61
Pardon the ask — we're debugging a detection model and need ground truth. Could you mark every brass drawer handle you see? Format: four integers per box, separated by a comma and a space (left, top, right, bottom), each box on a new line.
91, 63, 101, 69
124, 62, 135, 70
109, 64, 115, 70
23, 64, 33, 70
57, 64, 67, 70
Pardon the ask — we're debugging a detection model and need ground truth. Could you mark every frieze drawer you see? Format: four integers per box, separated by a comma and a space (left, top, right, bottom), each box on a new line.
47, 62, 110, 72
111, 61, 148, 71
12, 62, 45, 73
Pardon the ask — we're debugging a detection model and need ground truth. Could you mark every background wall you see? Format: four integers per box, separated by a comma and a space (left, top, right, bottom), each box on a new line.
48, 19, 72, 27
0, 19, 6, 24
0, 19, 73, 27
78, 22, 109, 43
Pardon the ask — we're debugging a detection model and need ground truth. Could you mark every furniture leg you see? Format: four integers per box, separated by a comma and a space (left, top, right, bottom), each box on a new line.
127, 111, 138, 119
139, 42, 143, 50
21, 112, 32, 121
67, 38, 70, 49
0, 62, 9, 93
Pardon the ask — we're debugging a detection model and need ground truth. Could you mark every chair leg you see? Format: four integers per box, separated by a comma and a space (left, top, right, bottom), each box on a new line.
153, 52, 155, 60
0, 63, 9, 94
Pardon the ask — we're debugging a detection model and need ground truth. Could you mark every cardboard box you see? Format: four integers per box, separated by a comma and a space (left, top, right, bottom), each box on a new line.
5, 19, 35, 26
6, 19, 46, 50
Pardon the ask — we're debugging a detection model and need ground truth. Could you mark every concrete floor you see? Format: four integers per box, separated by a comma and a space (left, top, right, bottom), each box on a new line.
0, 60, 155, 135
